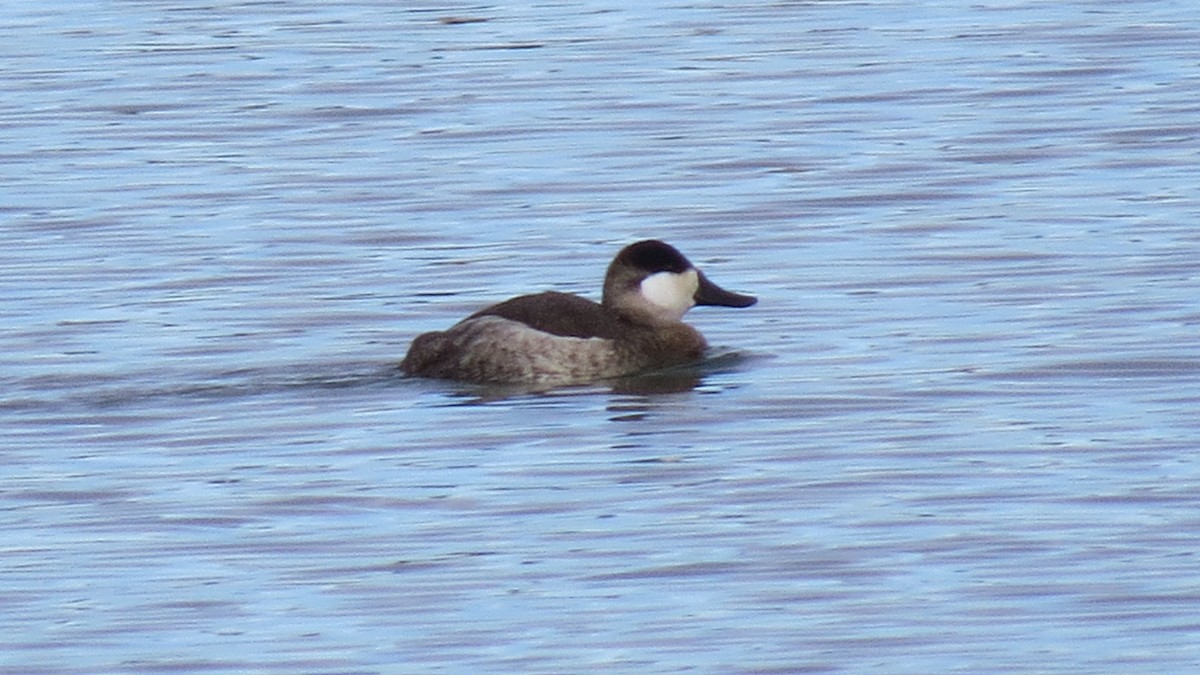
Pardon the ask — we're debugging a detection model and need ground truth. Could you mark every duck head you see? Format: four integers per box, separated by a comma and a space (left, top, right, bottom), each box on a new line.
602, 240, 756, 325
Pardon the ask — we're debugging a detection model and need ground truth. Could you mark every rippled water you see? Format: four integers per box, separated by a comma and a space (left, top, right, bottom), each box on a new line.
3, 1, 1200, 672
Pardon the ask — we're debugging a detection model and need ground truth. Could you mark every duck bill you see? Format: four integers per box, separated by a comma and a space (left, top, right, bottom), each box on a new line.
694, 271, 757, 308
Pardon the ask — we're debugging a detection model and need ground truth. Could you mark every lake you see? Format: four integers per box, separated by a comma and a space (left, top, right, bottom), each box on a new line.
2, 1, 1199, 672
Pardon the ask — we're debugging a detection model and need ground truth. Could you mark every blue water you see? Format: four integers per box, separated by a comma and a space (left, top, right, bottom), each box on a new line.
3, 1, 1200, 672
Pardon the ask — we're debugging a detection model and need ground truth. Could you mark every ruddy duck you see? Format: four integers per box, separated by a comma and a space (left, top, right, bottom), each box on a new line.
400, 240, 756, 384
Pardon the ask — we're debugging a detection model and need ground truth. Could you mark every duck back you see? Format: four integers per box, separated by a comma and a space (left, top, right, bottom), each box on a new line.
468, 291, 625, 340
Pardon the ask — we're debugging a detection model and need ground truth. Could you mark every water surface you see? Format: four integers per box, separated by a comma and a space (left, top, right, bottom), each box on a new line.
3, 1, 1200, 672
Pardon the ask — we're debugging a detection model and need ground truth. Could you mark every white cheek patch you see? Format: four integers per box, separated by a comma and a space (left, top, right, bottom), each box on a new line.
640, 269, 698, 320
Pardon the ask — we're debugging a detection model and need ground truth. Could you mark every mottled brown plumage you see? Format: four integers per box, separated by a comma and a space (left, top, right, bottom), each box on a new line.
400, 240, 755, 385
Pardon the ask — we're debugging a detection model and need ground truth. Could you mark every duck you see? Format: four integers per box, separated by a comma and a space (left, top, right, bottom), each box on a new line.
399, 239, 756, 384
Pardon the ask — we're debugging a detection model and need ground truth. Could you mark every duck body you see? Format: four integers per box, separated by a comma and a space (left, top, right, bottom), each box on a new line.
400, 240, 755, 385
